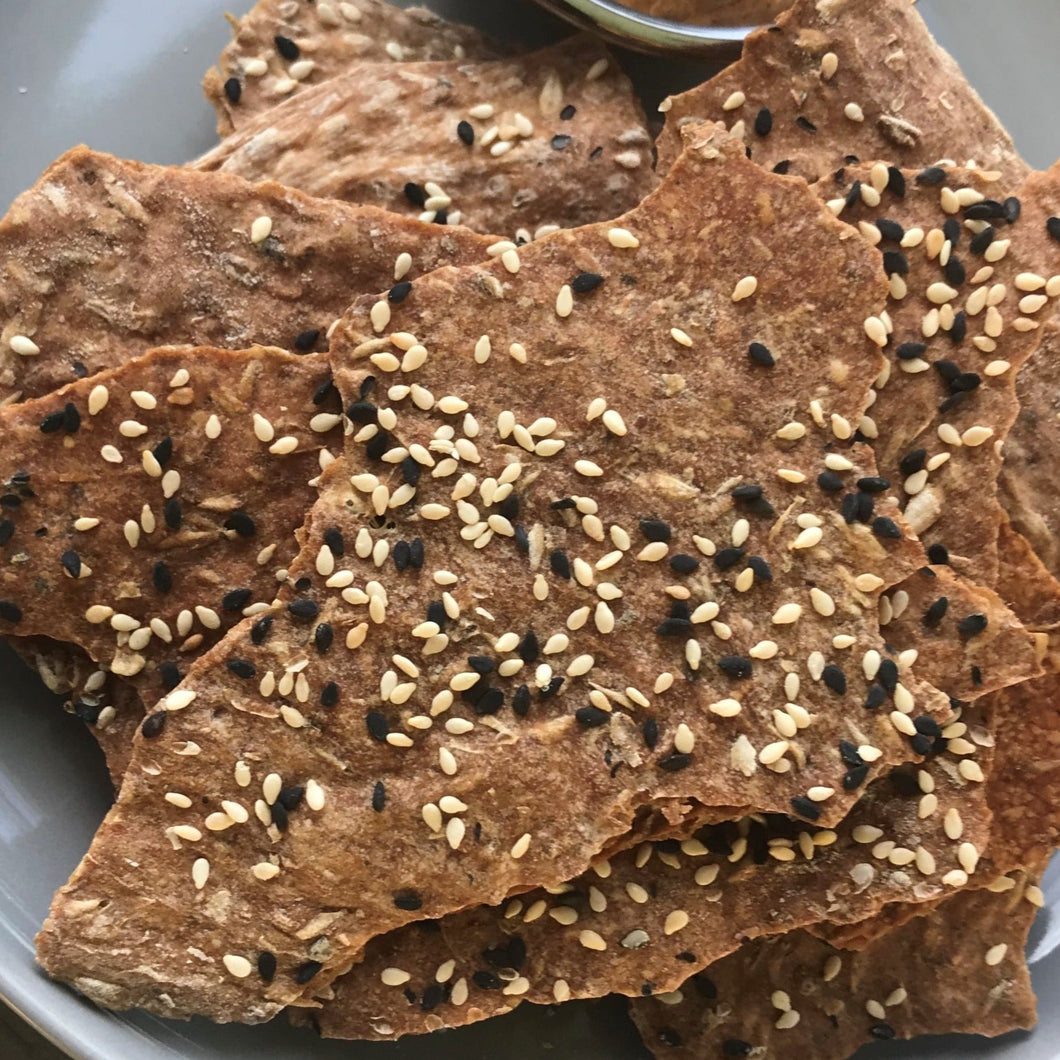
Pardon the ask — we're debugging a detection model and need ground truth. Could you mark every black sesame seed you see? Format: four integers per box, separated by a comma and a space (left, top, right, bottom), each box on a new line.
870, 1023, 896, 1041
790, 795, 821, 821
913, 715, 942, 738
747, 555, 773, 581
864, 684, 887, 710
795, 115, 817, 133
518, 629, 539, 663
658, 752, 692, 772
0, 600, 22, 623
571, 271, 604, 294
0, 495, 21, 510
468, 655, 495, 674
287, 598, 319, 620
274, 34, 300, 60
295, 960, 322, 985
398, 456, 421, 489
843, 764, 870, 790
821, 664, 847, 694
971, 664, 983, 686
346, 400, 378, 425
551, 134, 572, 150
895, 341, 927, 361
225, 510, 256, 537
551, 497, 577, 510
291, 328, 320, 352
456, 119, 474, 145
223, 77, 241, 104
226, 658, 256, 679
141, 710, 167, 738
872, 516, 902, 540
943, 217, 962, 245
731, 483, 763, 503
474, 688, 505, 716
39, 408, 66, 434
365, 430, 390, 461
151, 436, 173, 467
970, 224, 996, 254
60, 549, 81, 578
432, 209, 448, 226
771, 160, 791, 174
250, 614, 273, 645
576, 705, 611, 727
324, 526, 345, 557
392, 540, 411, 572
388, 280, 412, 303
63, 402, 81, 432
915, 166, 946, 185
222, 587, 252, 612
408, 538, 424, 569
817, 469, 844, 492
669, 553, 699, 574
639, 518, 671, 542
421, 983, 446, 1011
754, 107, 773, 136
549, 549, 572, 579
899, 449, 926, 476
882, 250, 909, 275
394, 891, 423, 911
403, 182, 427, 208
959, 613, 988, 637
952, 371, 981, 393
512, 684, 531, 717
927, 543, 950, 565
642, 718, 659, 749
877, 658, 899, 693
844, 180, 862, 210
656, 617, 693, 638
371, 780, 386, 811
314, 622, 334, 653
965, 200, 1005, 221
163, 498, 182, 530
723, 1041, 753, 1058
857, 476, 890, 493
714, 547, 745, 571
278, 786, 304, 811
944, 255, 966, 287
473, 970, 502, 990
1003, 196, 1021, 224
922, 596, 949, 627
886, 166, 906, 197
948, 311, 968, 344
159, 661, 182, 690
560, 104, 576, 120
312, 377, 337, 405
876, 218, 904, 242
718, 655, 753, 679
747, 341, 776, 367
0, 519, 12, 546
427, 600, 447, 629
838, 740, 863, 767
320, 681, 339, 708
257, 952, 277, 982
366, 711, 389, 741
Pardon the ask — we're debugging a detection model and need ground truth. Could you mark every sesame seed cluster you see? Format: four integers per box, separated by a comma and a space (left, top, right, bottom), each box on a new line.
4, 0, 1060, 1057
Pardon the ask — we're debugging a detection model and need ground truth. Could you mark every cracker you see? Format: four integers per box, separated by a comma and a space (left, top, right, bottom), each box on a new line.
807, 162, 1060, 587
655, 0, 1027, 185
299, 569, 1033, 1039
0, 147, 492, 406
35, 131, 950, 1022
1001, 320, 1060, 577
630, 866, 1042, 1059
618, 0, 788, 26
0, 346, 342, 711
995, 517, 1060, 633
193, 36, 656, 238
203, 0, 506, 136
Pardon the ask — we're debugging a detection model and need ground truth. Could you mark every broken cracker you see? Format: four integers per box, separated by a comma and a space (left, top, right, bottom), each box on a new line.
656, 0, 1027, 184
194, 36, 656, 238
203, 0, 507, 136
630, 866, 1042, 1059
0, 147, 492, 406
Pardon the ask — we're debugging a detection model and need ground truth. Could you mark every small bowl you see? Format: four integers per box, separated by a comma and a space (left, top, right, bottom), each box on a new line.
529, 0, 754, 57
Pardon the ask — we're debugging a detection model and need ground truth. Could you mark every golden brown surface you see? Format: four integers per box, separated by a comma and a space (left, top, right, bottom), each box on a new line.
616, 0, 788, 26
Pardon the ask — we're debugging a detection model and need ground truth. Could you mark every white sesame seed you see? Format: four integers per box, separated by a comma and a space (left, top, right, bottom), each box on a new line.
669, 327, 693, 347
731, 275, 758, 302
9, 334, 40, 356
249, 216, 273, 244
674, 723, 695, 754
578, 929, 607, 951
844, 101, 865, 122
772, 602, 802, 625
961, 425, 994, 447
222, 954, 253, 978
510, 833, 532, 859
985, 943, 1008, 967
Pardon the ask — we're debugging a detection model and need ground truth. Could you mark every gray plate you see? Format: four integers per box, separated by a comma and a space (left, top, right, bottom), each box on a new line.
0, 2, 1058, 1058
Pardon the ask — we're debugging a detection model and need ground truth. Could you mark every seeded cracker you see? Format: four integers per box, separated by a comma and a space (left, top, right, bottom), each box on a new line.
203, 0, 507, 137
630, 866, 1042, 1059
618, 0, 788, 26
655, 0, 1027, 185
0, 346, 342, 712
298, 569, 1033, 1038
807, 162, 1060, 588
0, 147, 492, 406
35, 129, 953, 1021
193, 36, 656, 238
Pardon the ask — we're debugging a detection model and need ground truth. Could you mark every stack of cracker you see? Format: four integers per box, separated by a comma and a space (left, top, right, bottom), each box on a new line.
1, 2, 1058, 1058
